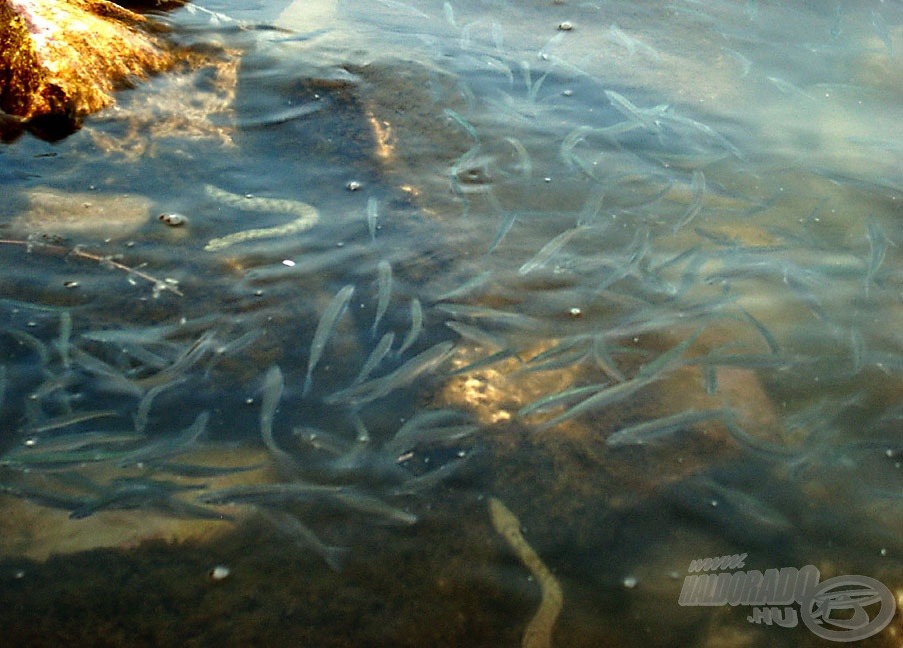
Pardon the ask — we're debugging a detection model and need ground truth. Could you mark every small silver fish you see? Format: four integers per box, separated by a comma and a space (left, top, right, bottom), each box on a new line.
257, 507, 350, 572
366, 197, 379, 241
672, 170, 705, 233
606, 409, 729, 447
372, 261, 392, 338
353, 332, 395, 386
397, 298, 423, 356
518, 226, 583, 275
304, 285, 355, 396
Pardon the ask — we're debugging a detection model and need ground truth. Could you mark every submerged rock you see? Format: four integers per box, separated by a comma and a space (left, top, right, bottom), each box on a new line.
12, 187, 152, 239
0, 0, 182, 140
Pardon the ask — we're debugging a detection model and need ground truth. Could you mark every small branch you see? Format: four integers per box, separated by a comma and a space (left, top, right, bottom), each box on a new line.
0, 238, 183, 297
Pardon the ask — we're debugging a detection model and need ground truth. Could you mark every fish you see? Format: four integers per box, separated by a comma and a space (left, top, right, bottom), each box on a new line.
635, 331, 701, 380
489, 209, 518, 253
433, 270, 492, 301
449, 348, 520, 375
504, 136, 532, 179
197, 482, 344, 505
397, 298, 423, 356
150, 461, 266, 478
864, 215, 893, 296
259, 365, 298, 474
607, 23, 660, 60
604, 89, 661, 132
331, 490, 417, 525
871, 9, 893, 58
372, 260, 393, 338
435, 303, 538, 329
56, 310, 72, 368
0, 365, 6, 415
304, 285, 355, 396
667, 475, 794, 541
68, 346, 144, 397
518, 381, 611, 418
133, 378, 187, 434
737, 306, 781, 354
672, 170, 705, 233
257, 507, 350, 572
605, 409, 730, 448
235, 101, 327, 128
199, 481, 416, 525
0, 431, 146, 470
444, 108, 479, 142
0, 482, 87, 512
443, 1, 456, 27
69, 477, 228, 521
445, 320, 507, 352
591, 337, 626, 383
688, 352, 815, 369
383, 409, 474, 456
295, 425, 353, 456
366, 197, 379, 241
766, 76, 815, 101
850, 326, 865, 374
6, 328, 51, 366
133, 328, 218, 390
518, 227, 584, 275
353, 332, 395, 385
536, 374, 659, 431
117, 411, 209, 467
326, 341, 454, 407
21, 409, 119, 434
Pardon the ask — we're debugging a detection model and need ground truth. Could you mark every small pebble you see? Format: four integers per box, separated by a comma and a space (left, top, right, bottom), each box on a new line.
623, 576, 638, 589
209, 565, 231, 581
558, 21, 573, 31
158, 213, 188, 227
63, 280, 79, 289
346, 181, 362, 191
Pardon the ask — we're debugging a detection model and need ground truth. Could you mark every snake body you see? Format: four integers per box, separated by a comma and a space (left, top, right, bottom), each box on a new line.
488, 496, 564, 648
203, 184, 320, 251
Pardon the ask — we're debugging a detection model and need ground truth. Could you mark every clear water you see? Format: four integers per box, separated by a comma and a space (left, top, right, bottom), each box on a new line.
0, 0, 900, 645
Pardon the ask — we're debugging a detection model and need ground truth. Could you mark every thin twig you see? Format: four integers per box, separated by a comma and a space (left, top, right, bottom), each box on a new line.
0, 238, 183, 296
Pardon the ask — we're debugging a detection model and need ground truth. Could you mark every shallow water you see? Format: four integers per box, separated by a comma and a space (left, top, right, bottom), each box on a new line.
0, 0, 901, 646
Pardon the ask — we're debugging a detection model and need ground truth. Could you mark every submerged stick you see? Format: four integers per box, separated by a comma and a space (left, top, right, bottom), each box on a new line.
0, 238, 182, 296
488, 496, 563, 648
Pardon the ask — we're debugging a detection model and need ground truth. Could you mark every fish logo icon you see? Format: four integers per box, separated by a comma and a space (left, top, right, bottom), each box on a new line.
801, 575, 896, 642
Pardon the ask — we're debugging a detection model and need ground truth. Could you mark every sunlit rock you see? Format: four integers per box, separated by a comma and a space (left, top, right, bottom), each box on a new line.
0, 0, 179, 139
0, 446, 270, 560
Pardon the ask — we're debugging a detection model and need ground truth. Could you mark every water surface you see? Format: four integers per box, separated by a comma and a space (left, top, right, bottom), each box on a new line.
0, 1, 900, 645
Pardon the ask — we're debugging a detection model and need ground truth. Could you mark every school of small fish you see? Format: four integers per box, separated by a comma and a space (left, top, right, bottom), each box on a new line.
1, 5, 900, 643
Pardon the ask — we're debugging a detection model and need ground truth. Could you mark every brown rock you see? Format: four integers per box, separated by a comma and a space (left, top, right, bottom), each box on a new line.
0, 0, 177, 139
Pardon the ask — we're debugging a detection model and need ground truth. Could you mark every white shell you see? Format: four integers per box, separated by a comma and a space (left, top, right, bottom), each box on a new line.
209, 565, 231, 581
158, 213, 188, 227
